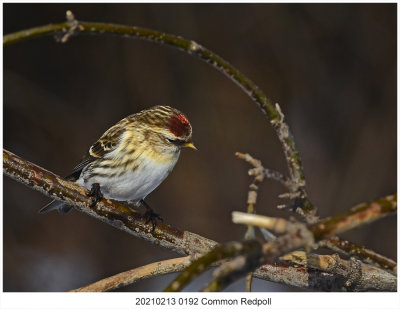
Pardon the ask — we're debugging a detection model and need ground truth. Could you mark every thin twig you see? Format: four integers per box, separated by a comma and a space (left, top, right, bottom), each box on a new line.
238, 153, 267, 292
246, 272, 253, 292
71, 256, 191, 292
235, 152, 317, 223
232, 211, 293, 233
236, 152, 294, 190
259, 227, 277, 241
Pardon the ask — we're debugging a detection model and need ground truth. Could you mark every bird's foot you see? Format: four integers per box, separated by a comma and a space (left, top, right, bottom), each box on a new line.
141, 200, 163, 231
88, 183, 103, 207
144, 209, 163, 231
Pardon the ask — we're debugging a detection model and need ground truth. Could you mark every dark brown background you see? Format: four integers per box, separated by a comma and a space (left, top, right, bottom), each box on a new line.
3, 3, 396, 291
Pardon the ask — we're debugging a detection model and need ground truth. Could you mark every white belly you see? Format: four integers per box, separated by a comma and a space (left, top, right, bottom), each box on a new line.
76, 157, 178, 201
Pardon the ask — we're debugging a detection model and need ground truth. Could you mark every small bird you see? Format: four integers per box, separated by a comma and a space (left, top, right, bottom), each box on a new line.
39, 105, 197, 226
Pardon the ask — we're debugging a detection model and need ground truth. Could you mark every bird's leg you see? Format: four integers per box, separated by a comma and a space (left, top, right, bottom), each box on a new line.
87, 183, 103, 207
141, 199, 163, 231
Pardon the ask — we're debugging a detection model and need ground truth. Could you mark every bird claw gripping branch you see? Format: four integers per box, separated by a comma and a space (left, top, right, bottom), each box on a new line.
88, 183, 104, 208
142, 200, 163, 231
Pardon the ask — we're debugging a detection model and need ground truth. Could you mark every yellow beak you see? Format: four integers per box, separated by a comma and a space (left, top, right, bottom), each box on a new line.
184, 142, 198, 150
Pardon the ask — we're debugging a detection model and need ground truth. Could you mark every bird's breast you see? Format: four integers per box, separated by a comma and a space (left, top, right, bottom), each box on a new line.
78, 153, 180, 202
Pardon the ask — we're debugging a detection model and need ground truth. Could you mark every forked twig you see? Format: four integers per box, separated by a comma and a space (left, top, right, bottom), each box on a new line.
236, 152, 317, 223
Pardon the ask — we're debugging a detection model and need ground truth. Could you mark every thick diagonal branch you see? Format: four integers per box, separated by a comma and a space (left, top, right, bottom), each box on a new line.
3, 149, 217, 256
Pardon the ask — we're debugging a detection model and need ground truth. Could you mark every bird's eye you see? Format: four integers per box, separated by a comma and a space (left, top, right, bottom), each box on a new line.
167, 138, 185, 146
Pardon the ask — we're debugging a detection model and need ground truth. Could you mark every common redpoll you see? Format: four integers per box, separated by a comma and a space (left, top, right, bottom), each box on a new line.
40, 105, 196, 225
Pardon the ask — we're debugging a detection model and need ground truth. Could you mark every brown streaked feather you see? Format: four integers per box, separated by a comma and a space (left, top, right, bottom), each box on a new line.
89, 141, 110, 158
89, 121, 127, 158
66, 118, 129, 180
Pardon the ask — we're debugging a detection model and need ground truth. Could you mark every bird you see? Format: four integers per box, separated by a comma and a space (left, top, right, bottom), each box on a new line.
39, 105, 197, 226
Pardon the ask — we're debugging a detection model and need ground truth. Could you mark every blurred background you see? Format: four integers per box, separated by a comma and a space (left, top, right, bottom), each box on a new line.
3, 3, 396, 292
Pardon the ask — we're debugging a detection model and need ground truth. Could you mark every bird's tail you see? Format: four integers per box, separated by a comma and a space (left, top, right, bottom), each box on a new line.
39, 200, 72, 214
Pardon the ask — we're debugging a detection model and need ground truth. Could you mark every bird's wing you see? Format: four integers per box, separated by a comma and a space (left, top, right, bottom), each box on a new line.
66, 119, 129, 181
65, 153, 96, 181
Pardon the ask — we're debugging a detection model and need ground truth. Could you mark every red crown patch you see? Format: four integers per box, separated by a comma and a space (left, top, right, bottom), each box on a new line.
168, 113, 191, 137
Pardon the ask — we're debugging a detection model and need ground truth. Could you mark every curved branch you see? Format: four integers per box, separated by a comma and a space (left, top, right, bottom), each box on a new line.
71, 256, 191, 292
3, 11, 314, 216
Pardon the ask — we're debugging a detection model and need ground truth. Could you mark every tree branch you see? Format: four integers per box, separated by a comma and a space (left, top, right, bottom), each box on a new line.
71, 256, 191, 292
254, 263, 344, 291
280, 251, 397, 291
309, 194, 397, 241
321, 236, 397, 274
3, 149, 217, 256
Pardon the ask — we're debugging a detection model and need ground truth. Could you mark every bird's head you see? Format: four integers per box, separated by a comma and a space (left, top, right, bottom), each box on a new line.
139, 105, 197, 152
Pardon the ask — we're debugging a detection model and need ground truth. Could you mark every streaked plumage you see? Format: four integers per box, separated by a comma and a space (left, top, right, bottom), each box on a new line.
40, 105, 196, 214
